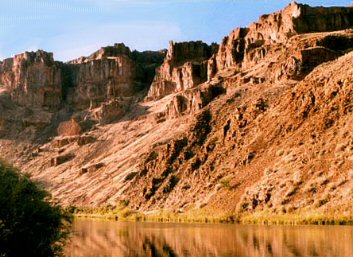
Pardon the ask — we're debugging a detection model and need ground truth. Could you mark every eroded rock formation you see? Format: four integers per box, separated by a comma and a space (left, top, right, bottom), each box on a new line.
67, 43, 164, 110
1, 2, 353, 219
216, 2, 353, 71
146, 2, 353, 118
147, 41, 218, 100
0, 44, 165, 141
0, 51, 62, 109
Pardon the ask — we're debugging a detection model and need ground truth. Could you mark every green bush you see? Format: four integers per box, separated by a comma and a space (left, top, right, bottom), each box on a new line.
0, 161, 72, 257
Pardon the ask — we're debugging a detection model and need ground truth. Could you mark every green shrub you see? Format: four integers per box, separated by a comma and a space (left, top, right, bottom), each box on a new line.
0, 161, 72, 257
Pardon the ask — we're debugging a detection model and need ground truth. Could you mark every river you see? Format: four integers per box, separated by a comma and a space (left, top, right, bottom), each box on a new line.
64, 219, 353, 257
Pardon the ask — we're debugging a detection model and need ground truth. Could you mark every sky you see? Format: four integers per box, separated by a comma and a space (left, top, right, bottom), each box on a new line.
0, 0, 352, 62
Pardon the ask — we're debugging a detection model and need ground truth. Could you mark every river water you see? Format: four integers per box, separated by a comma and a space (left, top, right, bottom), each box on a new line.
64, 219, 353, 257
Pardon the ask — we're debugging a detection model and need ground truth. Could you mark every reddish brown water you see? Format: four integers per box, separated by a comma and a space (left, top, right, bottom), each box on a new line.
65, 219, 353, 257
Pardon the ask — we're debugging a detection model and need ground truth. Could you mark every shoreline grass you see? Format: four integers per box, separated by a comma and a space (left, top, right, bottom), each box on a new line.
72, 207, 239, 224
240, 211, 353, 226
70, 207, 353, 226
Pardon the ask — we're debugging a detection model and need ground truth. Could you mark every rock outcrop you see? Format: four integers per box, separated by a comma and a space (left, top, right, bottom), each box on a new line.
0, 51, 62, 109
1, 2, 353, 220
215, 2, 353, 71
0, 44, 165, 143
91, 98, 131, 124
147, 41, 218, 100
67, 43, 159, 110
165, 83, 226, 119
0, 43, 164, 113
63, 44, 165, 124
147, 2, 353, 104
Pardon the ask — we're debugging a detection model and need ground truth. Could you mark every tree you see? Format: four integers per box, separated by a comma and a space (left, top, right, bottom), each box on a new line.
0, 161, 72, 257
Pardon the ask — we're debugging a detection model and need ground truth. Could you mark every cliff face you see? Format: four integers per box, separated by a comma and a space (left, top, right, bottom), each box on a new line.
1, 3, 353, 218
69, 55, 135, 110
67, 43, 164, 110
0, 51, 62, 109
146, 41, 218, 100
215, 2, 353, 71
120, 31, 353, 213
0, 44, 164, 140
0, 43, 164, 111
146, 2, 353, 115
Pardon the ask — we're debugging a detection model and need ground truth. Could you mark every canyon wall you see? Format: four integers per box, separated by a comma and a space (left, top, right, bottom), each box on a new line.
0, 43, 164, 110
216, 2, 353, 71
0, 44, 165, 133
146, 41, 218, 100
0, 51, 62, 109
1, 2, 353, 218
146, 2, 353, 111
67, 43, 165, 110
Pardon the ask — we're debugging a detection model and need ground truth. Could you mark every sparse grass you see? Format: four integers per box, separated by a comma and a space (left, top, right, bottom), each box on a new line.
73, 206, 145, 222
240, 210, 353, 225
73, 207, 239, 224
72, 207, 353, 226
218, 175, 233, 189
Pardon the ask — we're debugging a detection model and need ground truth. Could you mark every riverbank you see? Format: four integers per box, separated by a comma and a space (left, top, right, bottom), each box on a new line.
73, 207, 238, 224
71, 207, 353, 225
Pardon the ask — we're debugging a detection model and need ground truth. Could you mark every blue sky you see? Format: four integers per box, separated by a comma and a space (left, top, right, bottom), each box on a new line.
0, 0, 352, 61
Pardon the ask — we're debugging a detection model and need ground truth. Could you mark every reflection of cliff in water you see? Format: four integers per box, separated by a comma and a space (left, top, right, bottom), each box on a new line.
65, 219, 353, 257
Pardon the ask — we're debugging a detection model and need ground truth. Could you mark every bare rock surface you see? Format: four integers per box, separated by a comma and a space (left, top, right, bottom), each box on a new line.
1, 3, 353, 217
216, 2, 353, 71
0, 50, 62, 109
147, 41, 218, 100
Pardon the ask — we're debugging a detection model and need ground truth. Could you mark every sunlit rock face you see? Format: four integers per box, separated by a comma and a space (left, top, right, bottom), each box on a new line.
146, 41, 218, 100
147, 2, 353, 105
0, 44, 165, 136
215, 2, 353, 71
63, 44, 165, 125
66, 43, 165, 110
0, 50, 62, 109
68, 44, 136, 110
0, 43, 165, 112
1, 2, 353, 217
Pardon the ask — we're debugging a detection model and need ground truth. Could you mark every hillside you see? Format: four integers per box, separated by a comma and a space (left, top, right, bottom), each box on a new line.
1, 2, 353, 219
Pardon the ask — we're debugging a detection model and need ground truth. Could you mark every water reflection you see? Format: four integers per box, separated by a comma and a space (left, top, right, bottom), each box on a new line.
65, 219, 353, 257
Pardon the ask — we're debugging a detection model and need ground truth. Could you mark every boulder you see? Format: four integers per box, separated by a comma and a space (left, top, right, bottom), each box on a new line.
50, 153, 75, 166
57, 119, 81, 136
80, 162, 104, 174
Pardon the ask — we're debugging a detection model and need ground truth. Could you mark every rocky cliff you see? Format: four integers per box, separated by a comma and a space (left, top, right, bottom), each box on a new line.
67, 43, 165, 110
146, 2, 353, 117
1, 2, 353, 220
146, 41, 218, 100
0, 51, 62, 109
0, 44, 164, 143
216, 2, 353, 71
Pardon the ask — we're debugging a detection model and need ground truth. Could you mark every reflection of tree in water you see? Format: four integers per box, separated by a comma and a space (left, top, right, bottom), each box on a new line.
65, 220, 353, 257
120, 233, 180, 257
142, 238, 178, 257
